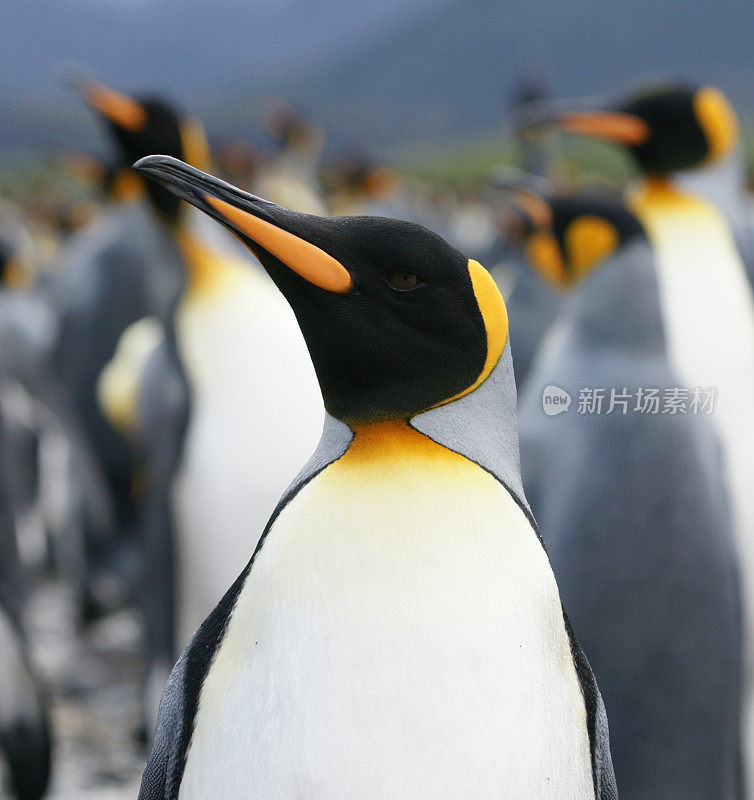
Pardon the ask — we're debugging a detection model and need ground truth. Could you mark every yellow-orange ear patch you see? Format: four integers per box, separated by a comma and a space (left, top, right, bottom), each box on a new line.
526, 230, 566, 286
84, 82, 147, 131
437, 260, 508, 408
694, 87, 738, 164
468, 259, 508, 381
565, 216, 618, 279
205, 195, 353, 294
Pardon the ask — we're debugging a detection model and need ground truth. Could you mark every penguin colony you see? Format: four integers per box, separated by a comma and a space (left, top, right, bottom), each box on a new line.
0, 71, 752, 800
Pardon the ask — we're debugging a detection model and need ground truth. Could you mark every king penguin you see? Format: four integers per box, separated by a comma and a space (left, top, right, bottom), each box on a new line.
76, 83, 324, 734
47, 77, 209, 622
507, 186, 742, 799
525, 82, 754, 789
132, 154, 618, 799
55, 78, 240, 736
53, 81, 323, 746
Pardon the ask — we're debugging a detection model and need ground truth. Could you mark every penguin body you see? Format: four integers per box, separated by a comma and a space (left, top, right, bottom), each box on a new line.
134, 156, 617, 799
178, 411, 593, 799
513, 191, 741, 798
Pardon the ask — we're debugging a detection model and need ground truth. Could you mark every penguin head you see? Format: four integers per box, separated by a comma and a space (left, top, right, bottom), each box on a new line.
525, 82, 738, 175
135, 156, 507, 426
499, 186, 646, 287
74, 77, 210, 221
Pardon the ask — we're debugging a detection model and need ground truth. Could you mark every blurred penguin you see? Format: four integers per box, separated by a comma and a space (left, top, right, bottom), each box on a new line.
77, 86, 325, 733
47, 76, 212, 619
524, 82, 754, 788
512, 186, 743, 799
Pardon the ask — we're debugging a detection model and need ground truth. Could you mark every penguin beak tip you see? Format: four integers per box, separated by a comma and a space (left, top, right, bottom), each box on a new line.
133, 154, 180, 176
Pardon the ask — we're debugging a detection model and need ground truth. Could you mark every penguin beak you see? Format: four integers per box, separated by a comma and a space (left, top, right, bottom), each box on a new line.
519, 98, 649, 146
133, 155, 353, 294
554, 112, 649, 145
70, 75, 148, 132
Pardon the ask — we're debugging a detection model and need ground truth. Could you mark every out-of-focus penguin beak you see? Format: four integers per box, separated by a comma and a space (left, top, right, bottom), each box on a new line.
134, 155, 353, 294
518, 97, 649, 145
554, 112, 649, 144
69, 74, 148, 131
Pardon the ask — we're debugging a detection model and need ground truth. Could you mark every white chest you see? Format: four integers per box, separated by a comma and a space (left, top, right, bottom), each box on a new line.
179, 437, 593, 799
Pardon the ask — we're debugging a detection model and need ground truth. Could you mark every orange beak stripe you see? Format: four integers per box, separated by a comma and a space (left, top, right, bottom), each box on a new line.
83, 82, 147, 132
558, 112, 650, 145
206, 195, 353, 294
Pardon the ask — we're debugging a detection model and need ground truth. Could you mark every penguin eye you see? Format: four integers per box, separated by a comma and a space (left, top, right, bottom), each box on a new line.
387, 271, 423, 291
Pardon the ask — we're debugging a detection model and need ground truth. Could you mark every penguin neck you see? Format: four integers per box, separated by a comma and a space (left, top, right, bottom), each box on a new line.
314, 348, 528, 519
408, 344, 531, 518
568, 239, 666, 353
630, 175, 698, 211
640, 175, 676, 194
344, 421, 450, 466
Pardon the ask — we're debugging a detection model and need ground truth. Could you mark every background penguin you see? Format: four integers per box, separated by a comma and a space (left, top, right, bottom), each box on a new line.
508, 186, 742, 799
0, 406, 52, 800
523, 82, 754, 789
519, 82, 754, 284
133, 154, 618, 799
78, 84, 324, 734
45, 77, 204, 623
37, 78, 225, 742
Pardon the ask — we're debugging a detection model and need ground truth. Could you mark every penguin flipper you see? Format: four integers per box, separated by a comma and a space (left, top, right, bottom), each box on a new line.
563, 610, 618, 800
138, 654, 187, 800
